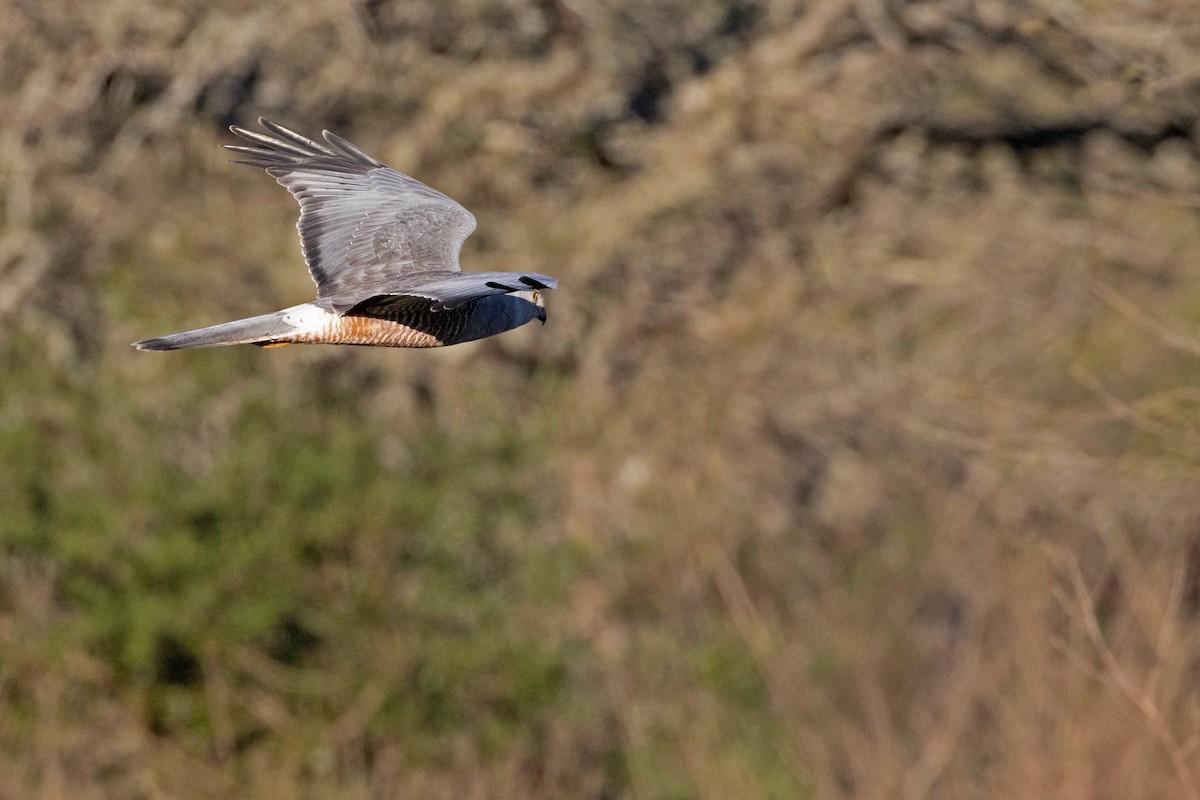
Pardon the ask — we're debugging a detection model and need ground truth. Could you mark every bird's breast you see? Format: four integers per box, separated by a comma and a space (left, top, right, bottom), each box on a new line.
287, 305, 464, 348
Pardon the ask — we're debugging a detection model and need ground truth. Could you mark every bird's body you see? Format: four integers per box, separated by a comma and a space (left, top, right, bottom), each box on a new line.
134, 119, 556, 351
136, 292, 542, 351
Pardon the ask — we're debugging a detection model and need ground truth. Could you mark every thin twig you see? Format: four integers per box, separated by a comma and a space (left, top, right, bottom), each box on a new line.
1062, 552, 1200, 800
1094, 282, 1200, 359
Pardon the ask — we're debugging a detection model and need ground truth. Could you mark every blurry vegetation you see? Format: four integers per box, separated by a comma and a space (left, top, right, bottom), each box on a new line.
5, 0, 1200, 797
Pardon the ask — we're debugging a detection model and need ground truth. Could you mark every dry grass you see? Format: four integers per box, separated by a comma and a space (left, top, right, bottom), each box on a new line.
4, 0, 1200, 797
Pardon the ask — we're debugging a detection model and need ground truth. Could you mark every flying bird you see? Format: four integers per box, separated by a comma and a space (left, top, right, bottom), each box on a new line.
134, 118, 556, 351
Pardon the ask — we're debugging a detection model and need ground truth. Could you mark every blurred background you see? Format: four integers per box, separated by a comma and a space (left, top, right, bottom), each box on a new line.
3, 0, 1200, 797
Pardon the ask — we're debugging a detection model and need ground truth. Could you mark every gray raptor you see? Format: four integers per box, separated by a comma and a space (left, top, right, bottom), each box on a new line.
134, 118, 556, 351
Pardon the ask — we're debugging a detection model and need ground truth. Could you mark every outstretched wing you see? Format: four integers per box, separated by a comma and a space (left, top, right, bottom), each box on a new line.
350, 272, 558, 313
226, 118, 477, 311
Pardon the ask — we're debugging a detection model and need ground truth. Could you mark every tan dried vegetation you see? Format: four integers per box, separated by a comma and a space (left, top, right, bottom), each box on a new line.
4, 0, 1200, 797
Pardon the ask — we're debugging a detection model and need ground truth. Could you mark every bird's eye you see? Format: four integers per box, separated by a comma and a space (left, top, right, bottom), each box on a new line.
532, 290, 541, 302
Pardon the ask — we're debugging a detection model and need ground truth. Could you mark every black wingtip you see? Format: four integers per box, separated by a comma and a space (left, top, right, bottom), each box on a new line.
132, 338, 177, 352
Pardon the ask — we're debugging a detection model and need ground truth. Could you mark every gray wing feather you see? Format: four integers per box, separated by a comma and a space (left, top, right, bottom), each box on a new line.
347, 272, 557, 315
226, 118, 477, 311
390, 271, 558, 311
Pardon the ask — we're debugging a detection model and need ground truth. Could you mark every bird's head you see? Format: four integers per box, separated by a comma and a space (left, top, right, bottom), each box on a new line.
514, 288, 547, 324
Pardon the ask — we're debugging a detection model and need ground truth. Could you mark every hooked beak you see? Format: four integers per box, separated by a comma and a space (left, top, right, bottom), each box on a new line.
535, 306, 547, 325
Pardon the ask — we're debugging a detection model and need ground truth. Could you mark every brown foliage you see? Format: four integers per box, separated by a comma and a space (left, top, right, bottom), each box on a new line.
5, 0, 1200, 797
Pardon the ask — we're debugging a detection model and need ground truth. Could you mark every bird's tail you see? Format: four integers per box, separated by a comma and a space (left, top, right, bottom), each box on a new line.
133, 310, 298, 351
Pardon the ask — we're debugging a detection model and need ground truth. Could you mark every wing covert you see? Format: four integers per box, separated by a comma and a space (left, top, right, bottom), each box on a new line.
350, 272, 558, 313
